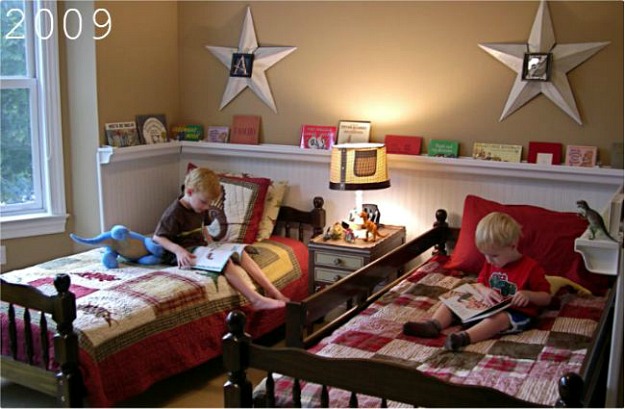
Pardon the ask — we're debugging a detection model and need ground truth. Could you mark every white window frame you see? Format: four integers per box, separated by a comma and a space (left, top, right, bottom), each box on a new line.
1, 0, 67, 239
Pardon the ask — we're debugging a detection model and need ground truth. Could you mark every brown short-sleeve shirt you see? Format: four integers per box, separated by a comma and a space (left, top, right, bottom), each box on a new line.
154, 199, 211, 249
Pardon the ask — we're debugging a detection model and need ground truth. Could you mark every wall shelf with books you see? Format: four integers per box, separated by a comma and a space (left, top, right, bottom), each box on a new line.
97, 142, 623, 186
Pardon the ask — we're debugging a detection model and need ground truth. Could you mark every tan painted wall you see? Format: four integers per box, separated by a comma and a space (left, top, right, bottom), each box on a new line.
96, 1, 179, 134
179, 1, 622, 162
2, 1, 622, 271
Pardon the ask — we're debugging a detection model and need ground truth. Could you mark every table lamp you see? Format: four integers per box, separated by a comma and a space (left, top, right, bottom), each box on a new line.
329, 143, 390, 227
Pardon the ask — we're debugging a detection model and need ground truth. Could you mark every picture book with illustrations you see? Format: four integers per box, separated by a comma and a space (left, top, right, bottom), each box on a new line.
105, 121, 141, 147
136, 114, 168, 144
300, 124, 336, 149
171, 124, 204, 141
192, 242, 251, 273
207, 126, 230, 143
439, 283, 512, 324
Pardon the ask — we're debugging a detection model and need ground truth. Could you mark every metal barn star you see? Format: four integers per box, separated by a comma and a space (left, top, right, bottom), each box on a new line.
479, 1, 609, 125
206, 7, 296, 113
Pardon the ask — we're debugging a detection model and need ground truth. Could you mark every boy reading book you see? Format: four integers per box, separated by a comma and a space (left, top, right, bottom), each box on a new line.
153, 167, 288, 310
403, 212, 551, 351
438, 283, 512, 324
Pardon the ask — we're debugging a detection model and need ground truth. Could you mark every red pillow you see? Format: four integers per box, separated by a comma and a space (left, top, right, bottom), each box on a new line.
444, 195, 611, 295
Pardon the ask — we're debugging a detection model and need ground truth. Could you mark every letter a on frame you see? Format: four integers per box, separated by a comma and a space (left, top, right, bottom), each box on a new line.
230, 53, 254, 78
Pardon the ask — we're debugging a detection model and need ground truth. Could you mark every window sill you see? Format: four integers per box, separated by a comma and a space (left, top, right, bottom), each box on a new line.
0, 213, 69, 240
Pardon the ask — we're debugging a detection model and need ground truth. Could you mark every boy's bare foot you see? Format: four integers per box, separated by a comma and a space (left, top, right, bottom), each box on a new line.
264, 290, 289, 302
250, 297, 286, 310
273, 293, 290, 302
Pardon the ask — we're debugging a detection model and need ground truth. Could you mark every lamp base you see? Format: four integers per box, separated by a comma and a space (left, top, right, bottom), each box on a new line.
344, 203, 381, 231
362, 203, 381, 225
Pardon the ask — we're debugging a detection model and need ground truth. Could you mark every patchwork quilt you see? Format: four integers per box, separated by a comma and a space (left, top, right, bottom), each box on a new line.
256, 256, 607, 407
1, 236, 309, 407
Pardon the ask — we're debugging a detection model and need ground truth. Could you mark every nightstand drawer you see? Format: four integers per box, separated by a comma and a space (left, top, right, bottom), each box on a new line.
315, 267, 352, 284
315, 252, 364, 270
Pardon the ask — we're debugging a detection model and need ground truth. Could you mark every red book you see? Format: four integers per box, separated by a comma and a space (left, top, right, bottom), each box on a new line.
528, 142, 562, 165
230, 115, 260, 144
300, 125, 336, 150
384, 135, 422, 155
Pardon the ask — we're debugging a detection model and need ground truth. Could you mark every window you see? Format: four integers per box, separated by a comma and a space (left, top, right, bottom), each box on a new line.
0, 0, 67, 239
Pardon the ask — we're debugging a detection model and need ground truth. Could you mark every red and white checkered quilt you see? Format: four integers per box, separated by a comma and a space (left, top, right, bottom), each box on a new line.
257, 256, 607, 407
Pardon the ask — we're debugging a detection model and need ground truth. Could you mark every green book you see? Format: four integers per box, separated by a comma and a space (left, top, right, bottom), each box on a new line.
171, 124, 204, 142
428, 139, 459, 158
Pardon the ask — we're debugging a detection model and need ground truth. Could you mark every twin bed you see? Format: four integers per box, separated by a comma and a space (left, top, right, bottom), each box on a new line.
1, 165, 326, 406
222, 195, 618, 408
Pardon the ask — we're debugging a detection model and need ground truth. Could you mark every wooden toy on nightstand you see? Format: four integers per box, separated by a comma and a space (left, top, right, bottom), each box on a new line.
308, 224, 406, 294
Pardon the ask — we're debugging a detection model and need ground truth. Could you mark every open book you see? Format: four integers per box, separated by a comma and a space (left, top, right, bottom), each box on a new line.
439, 283, 512, 324
192, 242, 250, 273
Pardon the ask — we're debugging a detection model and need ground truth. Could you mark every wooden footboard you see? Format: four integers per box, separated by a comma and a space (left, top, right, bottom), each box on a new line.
1, 274, 83, 407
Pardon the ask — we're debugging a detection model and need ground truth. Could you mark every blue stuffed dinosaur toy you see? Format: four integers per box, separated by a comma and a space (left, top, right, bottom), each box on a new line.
70, 225, 164, 269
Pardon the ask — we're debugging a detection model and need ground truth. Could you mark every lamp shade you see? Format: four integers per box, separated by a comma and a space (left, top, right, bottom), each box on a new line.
329, 143, 390, 191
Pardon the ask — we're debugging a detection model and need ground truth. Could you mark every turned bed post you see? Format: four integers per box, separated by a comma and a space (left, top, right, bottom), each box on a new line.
51, 274, 83, 407
223, 311, 253, 408
433, 208, 449, 256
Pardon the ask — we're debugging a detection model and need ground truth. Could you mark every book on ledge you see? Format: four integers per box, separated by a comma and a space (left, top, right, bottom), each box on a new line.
192, 242, 251, 273
439, 283, 512, 324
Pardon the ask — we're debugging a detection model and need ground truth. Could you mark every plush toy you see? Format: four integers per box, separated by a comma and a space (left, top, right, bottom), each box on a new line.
70, 225, 164, 269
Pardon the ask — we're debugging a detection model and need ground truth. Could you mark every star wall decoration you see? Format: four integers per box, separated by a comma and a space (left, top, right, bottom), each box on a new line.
479, 1, 609, 125
206, 7, 297, 113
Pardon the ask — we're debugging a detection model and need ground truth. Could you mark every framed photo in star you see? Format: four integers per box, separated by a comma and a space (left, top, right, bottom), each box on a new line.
522, 53, 552, 81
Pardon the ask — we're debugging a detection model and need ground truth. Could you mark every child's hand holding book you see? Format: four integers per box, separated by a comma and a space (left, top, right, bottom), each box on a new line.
475, 283, 504, 306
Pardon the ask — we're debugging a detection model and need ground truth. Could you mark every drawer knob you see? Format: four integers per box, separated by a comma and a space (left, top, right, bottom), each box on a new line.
333, 258, 343, 266
334, 275, 342, 282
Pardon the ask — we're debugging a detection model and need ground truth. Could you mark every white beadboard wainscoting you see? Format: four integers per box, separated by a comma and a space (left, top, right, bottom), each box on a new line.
97, 142, 623, 241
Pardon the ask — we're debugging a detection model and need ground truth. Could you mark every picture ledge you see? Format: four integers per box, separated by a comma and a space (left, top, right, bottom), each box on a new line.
97, 142, 623, 186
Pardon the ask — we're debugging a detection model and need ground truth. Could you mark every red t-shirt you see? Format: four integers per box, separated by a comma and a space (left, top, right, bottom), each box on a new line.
477, 255, 551, 317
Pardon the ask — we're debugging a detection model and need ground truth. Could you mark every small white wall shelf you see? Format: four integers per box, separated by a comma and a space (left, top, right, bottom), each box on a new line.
573, 185, 623, 408
574, 234, 621, 275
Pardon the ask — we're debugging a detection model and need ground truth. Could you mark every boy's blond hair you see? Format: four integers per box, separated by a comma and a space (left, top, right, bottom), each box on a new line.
184, 168, 221, 200
475, 212, 522, 251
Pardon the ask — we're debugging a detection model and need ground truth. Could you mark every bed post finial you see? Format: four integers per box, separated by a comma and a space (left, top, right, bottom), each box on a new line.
556, 372, 584, 407
312, 196, 326, 237
433, 209, 450, 256
223, 311, 253, 408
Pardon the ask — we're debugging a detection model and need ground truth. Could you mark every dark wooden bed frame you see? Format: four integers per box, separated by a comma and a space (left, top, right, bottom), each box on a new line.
222, 209, 615, 408
0, 197, 326, 408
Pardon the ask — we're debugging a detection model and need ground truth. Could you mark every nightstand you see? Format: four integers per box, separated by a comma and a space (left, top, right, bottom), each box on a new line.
308, 225, 406, 293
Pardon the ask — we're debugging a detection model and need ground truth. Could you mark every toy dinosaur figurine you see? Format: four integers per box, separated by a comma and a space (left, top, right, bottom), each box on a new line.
576, 200, 616, 241
360, 211, 387, 242
71, 225, 164, 268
